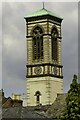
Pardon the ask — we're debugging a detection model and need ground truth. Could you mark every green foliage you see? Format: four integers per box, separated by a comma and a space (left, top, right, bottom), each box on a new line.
60, 74, 80, 120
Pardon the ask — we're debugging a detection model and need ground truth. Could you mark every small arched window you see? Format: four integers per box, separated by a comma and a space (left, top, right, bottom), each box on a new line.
35, 91, 41, 105
51, 27, 58, 61
32, 26, 43, 60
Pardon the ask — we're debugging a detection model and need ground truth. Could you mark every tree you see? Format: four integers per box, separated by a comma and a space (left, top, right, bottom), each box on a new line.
61, 74, 80, 120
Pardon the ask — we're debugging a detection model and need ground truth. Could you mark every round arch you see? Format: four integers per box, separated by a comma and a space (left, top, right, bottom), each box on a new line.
34, 91, 41, 96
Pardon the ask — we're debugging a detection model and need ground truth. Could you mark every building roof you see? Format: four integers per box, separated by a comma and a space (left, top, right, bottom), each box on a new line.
2, 107, 49, 118
25, 8, 63, 20
1, 94, 67, 119
46, 93, 67, 118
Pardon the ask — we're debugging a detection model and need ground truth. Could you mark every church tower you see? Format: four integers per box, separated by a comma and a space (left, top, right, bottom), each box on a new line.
24, 7, 63, 106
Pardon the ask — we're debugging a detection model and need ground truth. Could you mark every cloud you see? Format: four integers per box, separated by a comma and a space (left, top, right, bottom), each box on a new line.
0, 3, 2, 89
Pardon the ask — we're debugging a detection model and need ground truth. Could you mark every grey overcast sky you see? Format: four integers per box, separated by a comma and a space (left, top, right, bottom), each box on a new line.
2, 1, 78, 97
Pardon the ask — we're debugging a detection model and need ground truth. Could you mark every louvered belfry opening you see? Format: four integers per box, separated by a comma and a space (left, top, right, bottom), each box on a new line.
33, 26, 43, 60
51, 27, 58, 62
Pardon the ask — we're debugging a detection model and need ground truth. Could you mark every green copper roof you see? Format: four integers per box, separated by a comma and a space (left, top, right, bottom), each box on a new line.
26, 8, 63, 19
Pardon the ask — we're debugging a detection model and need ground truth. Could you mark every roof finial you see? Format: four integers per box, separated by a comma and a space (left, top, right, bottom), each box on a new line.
43, 2, 44, 9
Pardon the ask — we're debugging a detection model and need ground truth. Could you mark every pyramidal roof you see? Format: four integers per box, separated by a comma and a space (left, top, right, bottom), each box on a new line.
26, 8, 63, 19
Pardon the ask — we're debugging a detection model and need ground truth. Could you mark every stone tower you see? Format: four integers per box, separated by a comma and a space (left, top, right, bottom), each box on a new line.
24, 7, 63, 106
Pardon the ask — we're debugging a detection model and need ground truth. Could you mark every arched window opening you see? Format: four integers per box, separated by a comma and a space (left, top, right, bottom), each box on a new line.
32, 26, 43, 60
34, 91, 41, 106
51, 27, 58, 62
